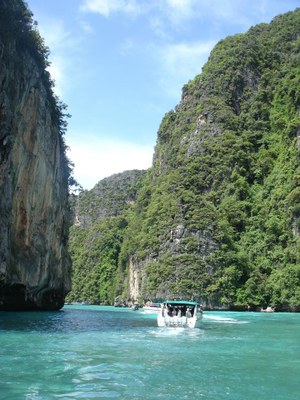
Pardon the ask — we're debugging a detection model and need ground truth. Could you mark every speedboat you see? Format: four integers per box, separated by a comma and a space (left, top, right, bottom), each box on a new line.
261, 306, 275, 312
157, 300, 203, 328
131, 303, 140, 311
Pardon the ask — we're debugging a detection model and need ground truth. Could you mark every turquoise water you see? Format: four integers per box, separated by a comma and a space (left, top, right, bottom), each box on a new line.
0, 306, 299, 399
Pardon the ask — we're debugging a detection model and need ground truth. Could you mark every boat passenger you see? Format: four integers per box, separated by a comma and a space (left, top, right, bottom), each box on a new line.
163, 305, 169, 317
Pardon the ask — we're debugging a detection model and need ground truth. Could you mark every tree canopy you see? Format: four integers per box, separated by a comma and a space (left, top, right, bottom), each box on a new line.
68, 9, 300, 311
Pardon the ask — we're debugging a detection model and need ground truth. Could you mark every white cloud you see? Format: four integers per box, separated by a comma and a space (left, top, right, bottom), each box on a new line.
178, 0, 292, 31
46, 56, 66, 98
158, 40, 216, 98
80, 0, 143, 17
149, 16, 171, 40
38, 19, 69, 49
67, 134, 153, 189
79, 19, 94, 33
36, 19, 73, 96
164, 0, 198, 24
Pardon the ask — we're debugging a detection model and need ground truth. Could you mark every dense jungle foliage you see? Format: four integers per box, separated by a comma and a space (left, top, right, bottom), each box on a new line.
68, 9, 300, 311
67, 171, 146, 304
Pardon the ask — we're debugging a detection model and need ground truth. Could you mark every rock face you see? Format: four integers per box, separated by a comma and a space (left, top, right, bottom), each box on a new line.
67, 169, 147, 305
73, 169, 146, 229
119, 9, 300, 309
0, 0, 71, 310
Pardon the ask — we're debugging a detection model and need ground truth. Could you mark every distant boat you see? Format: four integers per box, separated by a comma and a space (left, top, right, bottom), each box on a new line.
261, 306, 275, 313
157, 300, 203, 328
131, 303, 141, 311
142, 302, 162, 313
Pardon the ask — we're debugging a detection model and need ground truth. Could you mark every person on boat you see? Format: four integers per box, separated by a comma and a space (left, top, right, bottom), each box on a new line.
162, 305, 169, 317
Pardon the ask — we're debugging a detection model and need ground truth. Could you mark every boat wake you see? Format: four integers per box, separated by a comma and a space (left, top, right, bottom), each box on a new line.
203, 315, 249, 324
149, 327, 204, 338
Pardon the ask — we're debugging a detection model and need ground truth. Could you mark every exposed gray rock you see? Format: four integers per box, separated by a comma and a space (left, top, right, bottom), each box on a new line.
0, 1, 71, 310
73, 169, 147, 229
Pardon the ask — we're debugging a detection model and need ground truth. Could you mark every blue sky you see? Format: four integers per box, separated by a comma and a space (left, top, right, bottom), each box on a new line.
26, 0, 299, 190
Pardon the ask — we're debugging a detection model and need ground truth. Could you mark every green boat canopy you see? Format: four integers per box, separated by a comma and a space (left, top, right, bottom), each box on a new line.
163, 301, 200, 307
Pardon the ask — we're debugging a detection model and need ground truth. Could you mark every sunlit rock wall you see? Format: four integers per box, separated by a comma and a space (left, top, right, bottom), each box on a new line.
0, 2, 71, 310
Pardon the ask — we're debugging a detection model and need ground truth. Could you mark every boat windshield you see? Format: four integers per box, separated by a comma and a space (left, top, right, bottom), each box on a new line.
162, 301, 200, 317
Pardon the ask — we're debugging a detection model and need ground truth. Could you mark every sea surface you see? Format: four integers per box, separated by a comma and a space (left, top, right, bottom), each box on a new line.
0, 305, 299, 400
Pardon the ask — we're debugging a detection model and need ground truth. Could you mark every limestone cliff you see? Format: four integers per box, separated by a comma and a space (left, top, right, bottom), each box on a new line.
120, 9, 300, 310
67, 170, 147, 304
0, 0, 71, 310
73, 170, 147, 229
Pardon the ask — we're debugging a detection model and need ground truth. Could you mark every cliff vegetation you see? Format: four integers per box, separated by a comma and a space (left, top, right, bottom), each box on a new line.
69, 9, 300, 311
67, 170, 147, 304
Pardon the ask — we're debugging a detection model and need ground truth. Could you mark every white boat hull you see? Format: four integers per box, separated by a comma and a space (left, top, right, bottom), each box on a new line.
157, 314, 202, 329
